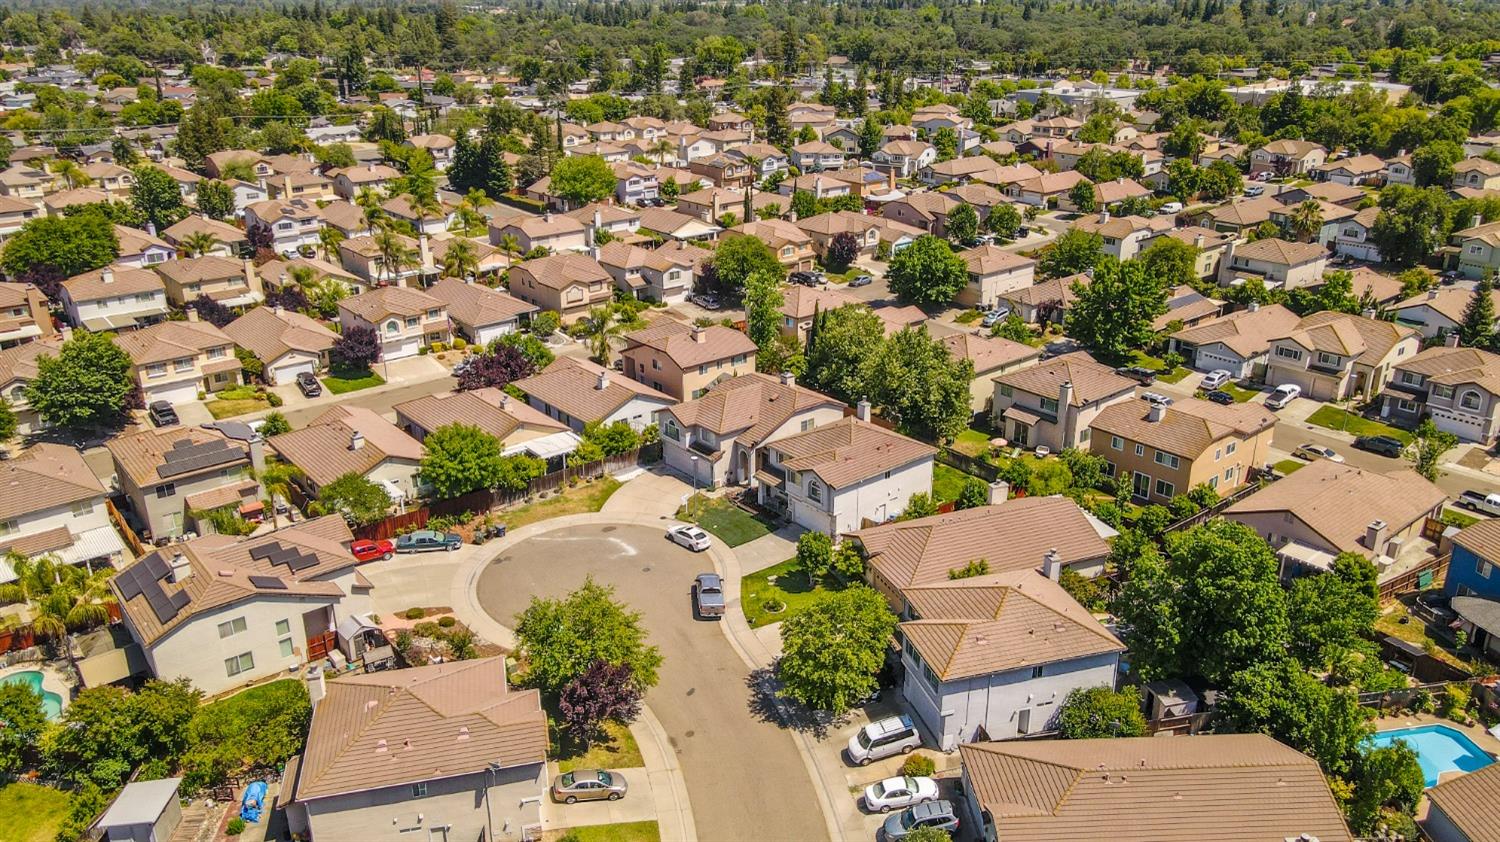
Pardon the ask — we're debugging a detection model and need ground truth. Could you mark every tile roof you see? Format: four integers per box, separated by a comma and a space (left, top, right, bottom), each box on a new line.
664, 373, 843, 442
0, 335, 61, 389
938, 332, 1040, 373
993, 352, 1135, 405
1171, 303, 1302, 357
292, 657, 546, 802
1394, 285, 1500, 325
778, 285, 863, 320
1231, 237, 1329, 265
222, 305, 338, 364
1278, 311, 1416, 364
1001, 274, 1085, 309
338, 286, 444, 322
394, 389, 566, 444
161, 215, 246, 245
1071, 213, 1174, 241
1091, 397, 1275, 459
960, 734, 1353, 842
113, 319, 235, 366
1425, 755, 1500, 841
963, 244, 1035, 276
623, 321, 756, 369
1207, 195, 1285, 227
62, 264, 165, 303
1317, 153, 1385, 175
268, 407, 421, 487
1260, 138, 1325, 158
1394, 344, 1500, 395
769, 416, 932, 489
508, 253, 610, 291
107, 426, 250, 488
0, 443, 105, 522
153, 255, 244, 285
514, 357, 673, 423
426, 277, 537, 328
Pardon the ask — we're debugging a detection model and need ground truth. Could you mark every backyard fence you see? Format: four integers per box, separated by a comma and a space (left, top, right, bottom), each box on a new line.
1160, 469, 1276, 535
1378, 554, 1450, 603
936, 446, 1001, 483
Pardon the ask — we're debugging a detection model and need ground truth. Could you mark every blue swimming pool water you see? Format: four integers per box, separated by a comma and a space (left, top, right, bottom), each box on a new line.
1, 670, 63, 720
1368, 724, 1496, 787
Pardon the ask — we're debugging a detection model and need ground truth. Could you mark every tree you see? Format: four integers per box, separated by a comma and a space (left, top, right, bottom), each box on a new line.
455, 343, 536, 391
863, 326, 975, 442
449, 134, 513, 199
130, 165, 189, 231
1346, 743, 1425, 836
1412, 139, 1465, 187
1458, 276, 1496, 348
777, 587, 896, 714
0, 681, 47, 773
1219, 659, 1371, 777
577, 305, 625, 364
364, 106, 407, 144
1285, 199, 1325, 241
987, 203, 1022, 239
709, 235, 782, 302
1056, 686, 1147, 739
933, 127, 958, 161
1, 214, 118, 292
955, 476, 990, 510
744, 268, 784, 355
794, 531, 836, 581
259, 412, 291, 437
331, 324, 380, 371
1065, 258, 1168, 364
189, 294, 234, 328
886, 235, 968, 308
946, 203, 980, 246
1068, 179, 1098, 214
1287, 562, 1378, 668
178, 231, 221, 259
1407, 417, 1458, 481
196, 179, 235, 221
42, 679, 200, 789
439, 238, 480, 279
899, 828, 952, 842
494, 331, 556, 370
790, 190, 817, 221
559, 661, 644, 747
551, 155, 616, 207
1288, 268, 1360, 316
1371, 185, 1451, 268
419, 423, 506, 500
26, 332, 136, 431
515, 577, 663, 695
1036, 229, 1105, 278
826, 231, 860, 270
992, 312, 1034, 343
581, 420, 640, 457
899, 492, 940, 521
804, 305, 885, 402
312, 472, 392, 526
1199, 159, 1244, 201
1136, 235, 1199, 289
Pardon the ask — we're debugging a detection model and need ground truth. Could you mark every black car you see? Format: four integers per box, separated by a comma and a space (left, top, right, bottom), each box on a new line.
1354, 434, 1406, 457
1204, 389, 1236, 405
789, 271, 822, 287
296, 371, 322, 397
147, 401, 179, 427
1114, 365, 1158, 386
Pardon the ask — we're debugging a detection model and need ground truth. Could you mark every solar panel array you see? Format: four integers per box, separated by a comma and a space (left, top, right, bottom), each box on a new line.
247, 574, 287, 590
156, 437, 245, 479
115, 552, 191, 624
249, 541, 321, 574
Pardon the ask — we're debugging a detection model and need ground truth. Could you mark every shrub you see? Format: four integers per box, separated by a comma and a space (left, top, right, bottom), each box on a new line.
452, 337, 468, 351
265, 391, 283, 407
431, 341, 448, 353
226, 818, 246, 836
405, 607, 426, 620
418, 345, 431, 355
900, 753, 936, 777
948, 558, 989, 580
413, 621, 440, 637
437, 616, 457, 628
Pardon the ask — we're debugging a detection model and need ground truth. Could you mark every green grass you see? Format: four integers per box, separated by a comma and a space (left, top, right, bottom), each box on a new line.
740, 557, 847, 628
1305, 406, 1413, 444
206, 397, 272, 419
501, 478, 622, 531
954, 310, 982, 325
1130, 351, 1190, 383
933, 462, 970, 503
951, 427, 993, 457
0, 783, 71, 842
544, 821, 661, 842
552, 719, 644, 773
1273, 459, 1305, 475
1214, 381, 1261, 403
322, 366, 386, 394
677, 495, 775, 547
1442, 507, 1480, 529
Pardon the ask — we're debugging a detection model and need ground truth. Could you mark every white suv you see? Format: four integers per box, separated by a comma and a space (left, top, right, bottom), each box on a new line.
847, 715, 921, 766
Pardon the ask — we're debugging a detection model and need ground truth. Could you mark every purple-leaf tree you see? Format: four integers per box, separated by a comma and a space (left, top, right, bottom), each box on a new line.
826, 231, 860, 271
190, 294, 234, 327
330, 324, 381, 372
454, 343, 536, 391
265, 286, 309, 313
558, 660, 643, 747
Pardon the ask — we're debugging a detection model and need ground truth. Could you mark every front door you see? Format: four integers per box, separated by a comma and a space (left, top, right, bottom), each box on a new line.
1017, 708, 1031, 735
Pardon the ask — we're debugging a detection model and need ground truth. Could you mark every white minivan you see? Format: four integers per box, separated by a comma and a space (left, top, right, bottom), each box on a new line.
1266, 383, 1302, 409
847, 715, 922, 766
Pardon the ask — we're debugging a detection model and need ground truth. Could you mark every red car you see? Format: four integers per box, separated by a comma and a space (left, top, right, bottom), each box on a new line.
350, 539, 395, 563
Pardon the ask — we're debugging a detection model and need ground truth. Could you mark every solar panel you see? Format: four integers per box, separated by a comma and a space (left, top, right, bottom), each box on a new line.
248, 575, 287, 590
169, 590, 191, 609
142, 552, 170, 579
284, 552, 319, 573
115, 551, 192, 624
116, 565, 145, 600
157, 439, 245, 479
249, 543, 281, 561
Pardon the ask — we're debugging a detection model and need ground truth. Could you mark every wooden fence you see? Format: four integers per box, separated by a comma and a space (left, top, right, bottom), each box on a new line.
1160, 469, 1275, 535
936, 447, 1001, 482
106, 498, 145, 557
1378, 553, 1450, 603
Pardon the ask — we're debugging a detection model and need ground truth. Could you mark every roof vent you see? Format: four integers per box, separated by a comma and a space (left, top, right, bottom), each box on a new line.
366, 700, 379, 711
457, 727, 470, 741
402, 739, 412, 750
218, 569, 234, 577
375, 739, 388, 753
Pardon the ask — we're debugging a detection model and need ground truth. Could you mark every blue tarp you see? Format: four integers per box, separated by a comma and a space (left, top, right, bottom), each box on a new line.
241, 780, 268, 823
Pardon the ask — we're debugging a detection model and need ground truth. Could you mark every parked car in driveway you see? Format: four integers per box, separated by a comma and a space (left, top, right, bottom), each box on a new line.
395, 530, 461, 553
147, 401, 179, 427
1199, 369, 1232, 391
689, 293, 721, 310
667, 524, 712, 552
693, 572, 724, 618
1159, 201, 1184, 214
980, 306, 1011, 327
1114, 365, 1157, 385
1293, 443, 1344, 462
883, 800, 960, 840
1353, 435, 1406, 457
1265, 383, 1301, 409
296, 371, 322, 397
1140, 391, 1173, 406
551, 769, 627, 804
863, 775, 939, 814
847, 715, 921, 766
350, 539, 395, 562
1457, 490, 1500, 515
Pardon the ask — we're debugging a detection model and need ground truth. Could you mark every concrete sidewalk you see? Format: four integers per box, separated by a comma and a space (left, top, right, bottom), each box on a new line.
734, 524, 801, 575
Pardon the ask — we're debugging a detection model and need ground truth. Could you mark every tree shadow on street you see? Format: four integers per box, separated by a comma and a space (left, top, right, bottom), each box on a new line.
744, 665, 848, 739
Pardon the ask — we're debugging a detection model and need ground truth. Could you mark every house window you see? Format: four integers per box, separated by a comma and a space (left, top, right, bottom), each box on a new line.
1400, 371, 1424, 386
922, 662, 940, 695
207, 347, 226, 359
1434, 385, 1455, 399
808, 480, 823, 502
1461, 390, 1483, 411
405, 317, 419, 328
426, 309, 441, 320
699, 365, 708, 375
0, 520, 15, 536
154, 483, 176, 498
1316, 352, 1339, 366
1225, 442, 1237, 455
663, 420, 680, 441
1155, 479, 1175, 498
1078, 428, 1090, 443
385, 320, 400, 335
1209, 475, 1219, 489
1214, 447, 1222, 461
1110, 436, 1123, 451
1479, 559, 1494, 579
411, 783, 428, 798
218, 617, 248, 638
1153, 451, 1180, 470
1275, 346, 1302, 361
146, 363, 166, 378
1225, 466, 1237, 483
174, 358, 193, 373
801, 418, 816, 432
1039, 397, 1059, 414
275, 619, 290, 637
1397, 398, 1421, 413
1134, 444, 1145, 457
999, 384, 1013, 398
279, 638, 295, 658
1030, 666, 1044, 678
224, 652, 254, 677
70, 500, 93, 516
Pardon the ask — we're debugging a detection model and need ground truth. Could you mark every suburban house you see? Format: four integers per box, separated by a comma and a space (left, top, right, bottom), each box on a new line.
1384, 154, 1416, 187
794, 212, 882, 263
873, 140, 937, 179
790, 141, 846, 173
940, 332, 1042, 411
1218, 238, 1329, 289
515, 356, 674, 432
337, 286, 451, 361
1169, 302, 1302, 378
881, 192, 961, 237
756, 410, 935, 535
0, 443, 125, 583
1087, 177, 1153, 210
488, 213, 590, 254
992, 353, 1138, 452
1332, 207, 1383, 262
728, 220, 816, 272
1447, 219, 1500, 279
222, 305, 339, 386
660, 372, 846, 489
204, 150, 274, 180
1195, 195, 1285, 237
244, 199, 325, 256
331, 164, 401, 200
1006, 170, 1089, 207
1383, 342, 1500, 443
1423, 760, 1500, 842
1155, 285, 1223, 331
269, 405, 425, 501
1316, 153, 1386, 185
0, 195, 38, 240
162, 216, 248, 258
567, 204, 640, 244
1264, 311, 1420, 401
106, 425, 260, 541
395, 389, 578, 465
1453, 157, 1500, 191
426, 277, 537, 345
1249, 139, 1327, 177
406, 133, 456, 169
1224, 460, 1445, 574
0, 282, 52, 349
597, 241, 707, 305
337, 233, 431, 287
1269, 199, 1356, 247
620, 321, 757, 401
611, 160, 660, 206
57, 265, 168, 332
154, 256, 263, 308
777, 285, 862, 345
999, 274, 1084, 326
958, 735, 1353, 842
1089, 397, 1277, 503
637, 207, 721, 243
675, 187, 746, 223
506, 252, 614, 323
0, 336, 62, 435
109, 516, 371, 697
1446, 518, 1500, 605
1071, 212, 1174, 261
282, 658, 546, 842
959, 246, 1036, 309
1390, 286, 1500, 338
114, 315, 242, 405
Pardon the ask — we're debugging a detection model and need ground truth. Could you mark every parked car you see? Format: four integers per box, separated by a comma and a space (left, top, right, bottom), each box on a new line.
350, 539, 395, 563
1114, 365, 1157, 385
667, 524, 712, 552
1204, 389, 1237, 405
1199, 369, 1232, 391
1353, 435, 1406, 457
847, 715, 921, 766
395, 530, 462, 553
1159, 201, 1184, 214
848, 274, 873, 288
689, 293, 721, 310
1244, 184, 1265, 197
1140, 391, 1173, 406
980, 306, 1012, 327
296, 371, 322, 397
1457, 490, 1500, 515
789, 271, 823, 287
147, 401, 179, 427
863, 775, 939, 814
551, 770, 627, 804
1265, 383, 1301, 409
1293, 443, 1344, 462
693, 572, 725, 618
883, 800, 961, 840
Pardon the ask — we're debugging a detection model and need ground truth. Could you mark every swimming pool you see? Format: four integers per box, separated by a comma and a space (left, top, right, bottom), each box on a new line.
1369, 724, 1496, 787
0, 670, 63, 720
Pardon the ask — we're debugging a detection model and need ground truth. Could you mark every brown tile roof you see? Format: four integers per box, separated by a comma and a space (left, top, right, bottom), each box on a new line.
223, 306, 337, 364
872, 305, 927, 336
778, 285, 863, 320
1232, 237, 1328, 266
794, 211, 878, 238
993, 352, 1135, 405
107, 426, 250, 488
494, 212, 588, 240
1171, 303, 1302, 357
637, 207, 714, 236
731, 218, 812, 251
1091, 397, 1275, 460
1164, 226, 1235, 250
0, 335, 61, 389
1225, 460, 1445, 555
339, 286, 444, 322
0, 443, 105, 523
292, 657, 546, 802
332, 163, 401, 184
1456, 157, 1500, 177
854, 499, 1111, 589
426, 278, 537, 328
1279, 311, 1416, 364
1092, 178, 1150, 204
664, 373, 842, 443
887, 192, 960, 222
115, 224, 172, 256
1298, 180, 1367, 205
962, 244, 1035, 276
1394, 285, 1500, 325
1261, 138, 1325, 158
1347, 266, 1404, 303
1395, 345, 1500, 395
770, 416, 932, 489
960, 734, 1353, 842
161, 215, 246, 246
153, 255, 244, 286
623, 321, 756, 369
113, 319, 236, 366
938, 332, 1040, 374
1207, 195, 1285, 227
62, 264, 165, 303
394, 389, 566, 444
1452, 516, 1500, 568
1425, 755, 1500, 841
514, 357, 673, 424
509, 252, 610, 292
1000, 274, 1084, 310
1317, 153, 1385, 175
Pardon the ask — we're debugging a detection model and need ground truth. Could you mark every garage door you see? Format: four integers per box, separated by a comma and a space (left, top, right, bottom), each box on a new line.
1195, 346, 1246, 377
382, 336, 421, 361
270, 359, 315, 386
146, 379, 200, 406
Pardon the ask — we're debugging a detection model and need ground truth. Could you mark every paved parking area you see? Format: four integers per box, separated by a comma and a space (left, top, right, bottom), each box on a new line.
539, 766, 656, 832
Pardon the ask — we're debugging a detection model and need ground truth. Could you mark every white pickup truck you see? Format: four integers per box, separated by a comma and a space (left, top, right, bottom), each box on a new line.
1456, 490, 1500, 516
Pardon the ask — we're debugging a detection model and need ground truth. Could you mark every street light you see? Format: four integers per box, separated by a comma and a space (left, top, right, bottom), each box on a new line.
484, 761, 504, 842
690, 455, 699, 495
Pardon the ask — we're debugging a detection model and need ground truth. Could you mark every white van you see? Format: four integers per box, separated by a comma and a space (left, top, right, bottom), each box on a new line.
847, 715, 922, 766
1266, 383, 1302, 409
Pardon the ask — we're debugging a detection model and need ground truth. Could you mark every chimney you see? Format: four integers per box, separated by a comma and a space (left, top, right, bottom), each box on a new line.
1099, 210, 1109, 223
59, 325, 73, 342
1193, 233, 1204, 249
1042, 548, 1062, 581
1361, 307, 1376, 319
1364, 519, 1388, 552
243, 258, 262, 297
593, 208, 602, 231
349, 430, 365, 451
691, 324, 707, 343
1446, 331, 1461, 347
589, 245, 601, 261
1473, 214, 1483, 230
1058, 380, 1074, 410
100, 267, 114, 284
282, 174, 292, 196
856, 397, 871, 422
304, 664, 326, 707
1248, 300, 1261, 312
273, 303, 284, 316
418, 235, 433, 276
168, 552, 192, 583
1429, 287, 1441, 300
780, 371, 795, 387
185, 306, 199, 322
1148, 401, 1166, 422
499, 392, 509, 409
596, 369, 609, 390
988, 479, 1010, 505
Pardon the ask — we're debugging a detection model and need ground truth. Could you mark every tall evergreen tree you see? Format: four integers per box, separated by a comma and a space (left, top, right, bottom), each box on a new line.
1459, 276, 1497, 349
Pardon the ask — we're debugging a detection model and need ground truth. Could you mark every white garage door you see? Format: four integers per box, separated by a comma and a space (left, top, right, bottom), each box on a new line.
382, 336, 421, 361
270, 359, 316, 386
145, 379, 200, 406
1195, 347, 1246, 378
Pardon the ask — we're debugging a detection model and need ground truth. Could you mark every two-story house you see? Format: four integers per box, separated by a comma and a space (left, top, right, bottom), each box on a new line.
1090, 397, 1276, 503
611, 160, 660, 206
154, 256, 264, 308
381, 194, 455, 237
1071, 212, 1174, 261
337, 286, 450, 361
222, 304, 340, 386
337, 233, 432, 287
269, 405, 425, 501
0, 443, 125, 581
1453, 158, 1500, 192
1264, 311, 1420, 401
162, 216, 248, 259
1390, 285, 1500, 339
0, 195, 39, 240
727, 220, 815, 272
992, 353, 1137, 452
1331, 206, 1383, 263
1383, 154, 1416, 187
1446, 517, 1500, 607
488, 212, 590, 255
790, 141, 847, 173
1249, 139, 1327, 177
1383, 340, 1500, 443
106, 424, 260, 540
0, 281, 54, 348
1194, 195, 1285, 237
1316, 153, 1386, 186
507, 252, 614, 322
0, 336, 63, 435
873, 140, 938, 179
960, 245, 1037, 310
1162, 227, 1237, 280
794, 211, 882, 263
567, 204, 641, 244
405, 133, 456, 170
620, 321, 757, 401
245, 199, 325, 256
675, 187, 745, 224
514, 356, 675, 432
881, 192, 961, 237
330, 164, 401, 200
1447, 219, 1500, 279
115, 313, 242, 405
1268, 199, 1356, 247
59, 264, 169, 332
426, 277, 537, 345
1168, 302, 1302, 378
204, 150, 274, 181
1218, 237, 1329, 289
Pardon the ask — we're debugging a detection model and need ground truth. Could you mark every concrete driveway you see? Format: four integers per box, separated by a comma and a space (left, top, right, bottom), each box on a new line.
475, 523, 827, 842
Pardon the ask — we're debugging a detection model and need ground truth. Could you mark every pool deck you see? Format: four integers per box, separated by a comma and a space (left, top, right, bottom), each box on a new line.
1373, 713, 1500, 787
0, 662, 71, 716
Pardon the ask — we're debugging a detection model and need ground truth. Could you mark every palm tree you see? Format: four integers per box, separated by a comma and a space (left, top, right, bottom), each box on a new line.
374, 227, 415, 286
356, 187, 387, 231
464, 187, 489, 209
406, 190, 444, 235
441, 238, 480, 279
579, 305, 625, 364
319, 227, 346, 261
498, 233, 522, 267
49, 159, 92, 190
650, 138, 676, 165
1287, 199, 1324, 242
254, 461, 305, 528
1, 554, 115, 649
179, 231, 221, 258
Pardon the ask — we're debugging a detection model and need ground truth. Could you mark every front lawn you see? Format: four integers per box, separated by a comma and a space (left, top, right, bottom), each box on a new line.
1441, 507, 1480, 529
501, 478, 621, 531
933, 462, 970, 503
1213, 381, 1261, 403
1305, 406, 1412, 443
676, 495, 775, 547
552, 718, 644, 773
1131, 351, 1190, 384
1273, 459, 1305, 475
544, 821, 661, 842
740, 557, 847, 628
954, 309, 982, 325
205, 385, 272, 419
322, 366, 386, 394
0, 783, 71, 842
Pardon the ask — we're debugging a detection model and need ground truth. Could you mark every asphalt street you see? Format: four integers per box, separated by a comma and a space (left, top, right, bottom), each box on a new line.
475, 523, 828, 842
